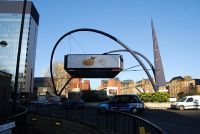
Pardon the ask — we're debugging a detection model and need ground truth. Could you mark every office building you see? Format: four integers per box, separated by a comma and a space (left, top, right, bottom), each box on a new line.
0, 0, 39, 93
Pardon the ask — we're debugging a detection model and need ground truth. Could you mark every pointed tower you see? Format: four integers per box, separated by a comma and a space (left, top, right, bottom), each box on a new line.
151, 19, 167, 92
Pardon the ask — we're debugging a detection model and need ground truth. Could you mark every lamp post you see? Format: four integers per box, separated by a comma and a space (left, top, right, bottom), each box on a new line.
0, 40, 8, 72
0, 40, 8, 47
13, 0, 27, 111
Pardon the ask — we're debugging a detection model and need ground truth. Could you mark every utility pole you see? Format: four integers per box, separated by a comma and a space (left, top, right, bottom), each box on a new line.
13, 0, 27, 111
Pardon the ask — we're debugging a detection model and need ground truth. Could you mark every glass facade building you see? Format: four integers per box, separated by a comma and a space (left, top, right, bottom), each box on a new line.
0, 0, 39, 93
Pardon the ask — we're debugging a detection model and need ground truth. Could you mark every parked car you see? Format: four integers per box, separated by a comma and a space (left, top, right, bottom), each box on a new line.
170, 95, 200, 110
98, 94, 145, 114
65, 98, 85, 109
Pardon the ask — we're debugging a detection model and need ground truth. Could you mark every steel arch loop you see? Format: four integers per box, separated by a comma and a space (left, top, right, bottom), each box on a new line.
103, 49, 156, 78
50, 28, 158, 95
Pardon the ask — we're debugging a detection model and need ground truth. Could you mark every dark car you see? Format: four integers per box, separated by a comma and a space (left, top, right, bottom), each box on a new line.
98, 95, 145, 114
65, 98, 85, 109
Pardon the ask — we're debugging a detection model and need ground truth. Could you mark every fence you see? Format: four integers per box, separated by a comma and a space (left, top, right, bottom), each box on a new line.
28, 103, 167, 134
0, 106, 28, 134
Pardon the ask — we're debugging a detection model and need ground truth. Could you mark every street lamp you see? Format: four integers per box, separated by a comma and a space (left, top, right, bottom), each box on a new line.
0, 40, 8, 47
13, 0, 27, 111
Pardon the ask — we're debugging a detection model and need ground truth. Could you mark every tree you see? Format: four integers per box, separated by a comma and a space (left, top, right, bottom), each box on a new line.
48, 61, 71, 96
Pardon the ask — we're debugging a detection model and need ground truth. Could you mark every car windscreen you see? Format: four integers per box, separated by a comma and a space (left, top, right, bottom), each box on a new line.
178, 97, 187, 102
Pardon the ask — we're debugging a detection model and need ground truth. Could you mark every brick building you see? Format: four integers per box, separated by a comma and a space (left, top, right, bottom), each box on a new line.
81, 80, 90, 90
120, 80, 136, 94
136, 79, 154, 93
167, 76, 200, 97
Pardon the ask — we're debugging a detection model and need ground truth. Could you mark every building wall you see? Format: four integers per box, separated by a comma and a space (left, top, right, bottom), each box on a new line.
136, 79, 154, 93
101, 80, 108, 89
34, 77, 54, 96
0, 71, 12, 118
81, 80, 90, 90
196, 85, 200, 93
107, 78, 121, 94
34, 76, 91, 97
24, 12, 38, 93
98, 76, 200, 97
168, 76, 195, 97
100, 79, 144, 94
0, 1, 39, 93
100, 79, 138, 95
120, 80, 136, 94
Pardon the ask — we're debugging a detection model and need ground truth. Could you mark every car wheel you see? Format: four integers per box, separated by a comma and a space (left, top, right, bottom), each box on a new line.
131, 108, 138, 114
179, 106, 184, 111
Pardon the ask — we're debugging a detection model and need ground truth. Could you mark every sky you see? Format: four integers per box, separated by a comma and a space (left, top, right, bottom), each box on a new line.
32, 0, 200, 89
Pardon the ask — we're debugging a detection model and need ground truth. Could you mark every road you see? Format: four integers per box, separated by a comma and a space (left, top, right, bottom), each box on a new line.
138, 109, 200, 134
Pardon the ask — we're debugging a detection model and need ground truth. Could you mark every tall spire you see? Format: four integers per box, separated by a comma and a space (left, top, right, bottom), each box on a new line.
151, 19, 166, 88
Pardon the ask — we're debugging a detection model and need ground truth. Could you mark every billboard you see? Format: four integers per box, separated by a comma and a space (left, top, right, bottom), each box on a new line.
64, 54, 123, 78
107, 87, 118, 96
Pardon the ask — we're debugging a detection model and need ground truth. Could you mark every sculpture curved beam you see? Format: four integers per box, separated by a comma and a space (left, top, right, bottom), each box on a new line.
50, 28, 158, 95
103, 49, 155, 78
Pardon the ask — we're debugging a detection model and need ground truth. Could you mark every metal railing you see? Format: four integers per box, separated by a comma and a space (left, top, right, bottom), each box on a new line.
0, 106, 28, 134
27, 103, 167, 134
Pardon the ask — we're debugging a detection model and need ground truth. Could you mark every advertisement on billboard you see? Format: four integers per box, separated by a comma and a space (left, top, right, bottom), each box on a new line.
107, 87, 118, 96
66, 54, 123, 69
64, 54, 123, 78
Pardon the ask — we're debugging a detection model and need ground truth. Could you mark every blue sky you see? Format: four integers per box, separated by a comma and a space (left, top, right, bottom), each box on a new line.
33, 0, 200, 88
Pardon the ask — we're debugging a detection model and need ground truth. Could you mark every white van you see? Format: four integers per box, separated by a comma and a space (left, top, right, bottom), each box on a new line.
170, 95, 200, 110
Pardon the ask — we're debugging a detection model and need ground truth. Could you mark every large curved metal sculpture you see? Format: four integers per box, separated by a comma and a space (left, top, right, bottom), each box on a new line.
59, 49, 155, 95
103, 49, 155, 77
50, 28, 158, 95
